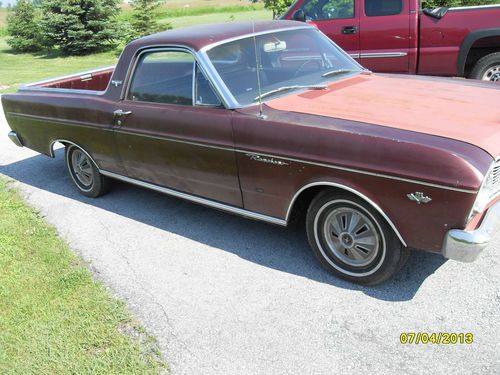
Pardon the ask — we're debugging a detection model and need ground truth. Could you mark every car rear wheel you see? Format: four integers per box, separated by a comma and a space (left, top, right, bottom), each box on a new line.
65, 144, 111, 198
470, 52, 500, 82
306, 190, 409, 285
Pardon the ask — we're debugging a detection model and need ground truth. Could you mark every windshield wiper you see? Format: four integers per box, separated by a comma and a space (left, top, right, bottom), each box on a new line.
321, 68, 357, 78
254, 85, 327, 101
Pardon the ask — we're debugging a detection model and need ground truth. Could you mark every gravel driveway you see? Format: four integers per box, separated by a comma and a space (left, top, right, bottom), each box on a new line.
0, 101, 498, 375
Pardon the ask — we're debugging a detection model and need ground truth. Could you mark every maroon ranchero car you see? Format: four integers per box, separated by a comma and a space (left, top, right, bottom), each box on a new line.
2, 21, 499, 284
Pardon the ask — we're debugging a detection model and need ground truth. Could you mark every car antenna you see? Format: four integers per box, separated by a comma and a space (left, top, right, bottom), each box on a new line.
252, 21, 267, 120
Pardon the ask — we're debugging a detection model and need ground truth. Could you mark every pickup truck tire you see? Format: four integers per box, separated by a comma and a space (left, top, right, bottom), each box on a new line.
470, 52, 500, 82
65, 145, 111, 198
306, 190, 408, 285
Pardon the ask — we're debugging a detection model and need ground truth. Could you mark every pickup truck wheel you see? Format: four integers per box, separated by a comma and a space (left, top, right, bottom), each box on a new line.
470, 52, 500, 82
306, 190, 408, 285
65, 145, 110, 198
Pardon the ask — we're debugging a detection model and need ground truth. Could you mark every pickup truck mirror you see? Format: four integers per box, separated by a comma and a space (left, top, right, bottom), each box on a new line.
422, 7, 449, 20
292, 9, 306, 22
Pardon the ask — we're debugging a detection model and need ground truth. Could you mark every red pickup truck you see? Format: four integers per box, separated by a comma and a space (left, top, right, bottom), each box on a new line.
282, 0, 500, 81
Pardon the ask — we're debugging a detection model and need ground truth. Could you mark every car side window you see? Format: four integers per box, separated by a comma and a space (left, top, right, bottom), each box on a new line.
195, 65, 222, 107
364, 0, 403, 16
128, 50, 195, 105
301, 0, 355, 21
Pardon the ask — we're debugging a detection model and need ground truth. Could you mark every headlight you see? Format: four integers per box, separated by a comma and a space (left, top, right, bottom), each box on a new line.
468, 159, 500, 221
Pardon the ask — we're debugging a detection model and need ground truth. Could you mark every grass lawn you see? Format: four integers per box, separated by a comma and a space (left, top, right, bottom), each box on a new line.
0, 178, 166, 374
0, 4, 272, 94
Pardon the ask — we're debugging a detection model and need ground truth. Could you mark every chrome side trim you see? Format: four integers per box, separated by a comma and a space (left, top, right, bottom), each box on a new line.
99, 170, 287, 226
241, 150, 478, 194
8, 131, 23, 147
286, 182, 408, 246
104, 130, 477, 193
11, 108, 477, 194
48, 139, 101, 169
358, 52, 408, 59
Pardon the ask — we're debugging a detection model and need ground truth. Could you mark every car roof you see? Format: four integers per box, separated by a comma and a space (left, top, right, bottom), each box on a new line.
127, 20, 310, 52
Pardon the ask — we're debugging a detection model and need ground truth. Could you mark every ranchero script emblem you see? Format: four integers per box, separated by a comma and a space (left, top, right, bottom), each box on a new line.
407, 192, 432, 204
246, 153, 290, 166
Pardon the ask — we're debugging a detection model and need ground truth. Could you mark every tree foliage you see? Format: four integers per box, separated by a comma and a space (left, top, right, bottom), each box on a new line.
40, 0, 120, 55
6, 0, 43, 52
124, 0, 170, 43
260, 0, 294, 18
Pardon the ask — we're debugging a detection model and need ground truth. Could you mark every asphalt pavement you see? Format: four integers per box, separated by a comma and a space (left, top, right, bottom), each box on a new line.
0, 101, 498, 375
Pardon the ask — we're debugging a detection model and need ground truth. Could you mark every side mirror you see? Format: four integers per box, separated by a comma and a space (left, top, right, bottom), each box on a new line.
422, 7, 449, 19
292, 9, 306, 22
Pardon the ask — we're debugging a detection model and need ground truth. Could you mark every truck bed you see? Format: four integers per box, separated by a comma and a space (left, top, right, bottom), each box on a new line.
25, 66, 115, 92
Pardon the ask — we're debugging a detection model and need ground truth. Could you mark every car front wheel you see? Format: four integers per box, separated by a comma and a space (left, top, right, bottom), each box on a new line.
306, 190, 409, 285
65, 144, 111, 198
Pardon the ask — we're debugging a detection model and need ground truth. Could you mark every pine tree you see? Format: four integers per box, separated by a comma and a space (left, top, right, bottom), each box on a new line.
41, 0, 120, 56
6, 0, 43, 52
125, 0, 170, 43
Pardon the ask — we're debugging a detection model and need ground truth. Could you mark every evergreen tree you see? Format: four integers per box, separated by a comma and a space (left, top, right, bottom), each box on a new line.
6, 0, 43, 52
41, 0, 120, 55
125, 0, 170, 43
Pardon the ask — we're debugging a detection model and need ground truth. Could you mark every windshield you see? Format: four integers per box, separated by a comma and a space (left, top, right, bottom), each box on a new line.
205, 28, 361, 106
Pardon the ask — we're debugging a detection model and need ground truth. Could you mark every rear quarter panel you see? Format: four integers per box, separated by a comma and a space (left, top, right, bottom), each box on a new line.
1, 93, 121, 173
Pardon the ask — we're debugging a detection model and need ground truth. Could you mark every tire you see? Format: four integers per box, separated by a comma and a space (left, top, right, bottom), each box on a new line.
306, 190, 409, 285
469, 52, 500, 82
65, 145, 111, 198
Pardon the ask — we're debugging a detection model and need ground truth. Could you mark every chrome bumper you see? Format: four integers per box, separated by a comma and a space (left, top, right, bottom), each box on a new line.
442, 202, 500, 262
8, 131, 23, 147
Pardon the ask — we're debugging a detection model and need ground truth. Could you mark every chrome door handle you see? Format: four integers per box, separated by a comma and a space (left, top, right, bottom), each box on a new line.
113, 109, 132, 117
113, 109, 132, 126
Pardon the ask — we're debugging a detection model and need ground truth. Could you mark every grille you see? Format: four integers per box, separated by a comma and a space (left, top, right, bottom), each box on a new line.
492, 161, 500, 197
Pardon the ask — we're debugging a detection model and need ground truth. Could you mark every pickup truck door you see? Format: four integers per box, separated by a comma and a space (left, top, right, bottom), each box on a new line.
299, 0, 360, 58
358, 0, 411, 72
111, 49, 242, 207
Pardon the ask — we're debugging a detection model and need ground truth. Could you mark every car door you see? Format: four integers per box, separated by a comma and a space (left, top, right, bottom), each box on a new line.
112, 48, 242, 207
358, 0, 410, 72
300, 0, 360, 58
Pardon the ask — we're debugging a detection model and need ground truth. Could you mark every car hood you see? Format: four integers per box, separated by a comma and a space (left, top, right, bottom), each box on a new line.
265, 74, 500, 158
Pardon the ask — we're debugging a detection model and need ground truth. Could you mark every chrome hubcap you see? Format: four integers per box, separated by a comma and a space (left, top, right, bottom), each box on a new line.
482, 65, 500, 82
323, 207, 380, 267
71, 149, 93, 187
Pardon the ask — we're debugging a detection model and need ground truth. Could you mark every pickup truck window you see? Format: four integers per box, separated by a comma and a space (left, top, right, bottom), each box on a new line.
364, 0, 403, 17
128, 50, 195, 105
301, 0, 355, 20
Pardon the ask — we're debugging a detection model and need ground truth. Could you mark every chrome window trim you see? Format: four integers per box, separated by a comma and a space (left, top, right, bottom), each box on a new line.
199, 26, 312, 53
121, 45, 233, 108
198, 26, 366, 109
193, 63, 223, 107
123, 47, 197, 106
286, 182, 407, 246
99, 170, 287, 226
